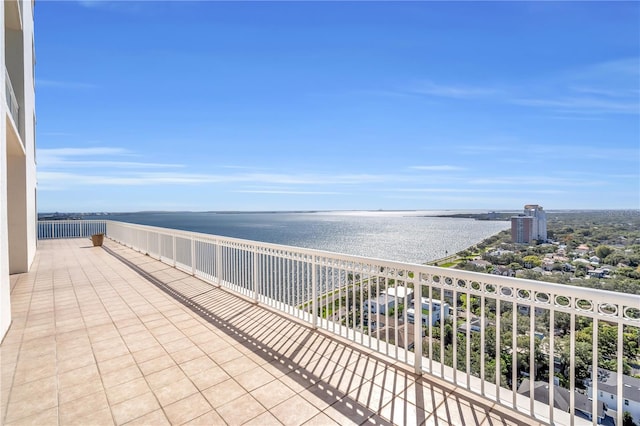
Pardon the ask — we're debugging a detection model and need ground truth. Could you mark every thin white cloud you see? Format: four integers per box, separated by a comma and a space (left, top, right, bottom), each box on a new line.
511, 97, 638, 115
38, 147, 183, 169
409, 81, 499, 99
37, 170, 408, 189
390, 188, 567, 195
39, 147, 128, 156
234, 190, 342, 195
395, 57, 639, 116
43, 160, 184, 169
409, 165, 466, 171
394, 188, 477, 193
36, 79, 98, 90
468, 176, 606, 187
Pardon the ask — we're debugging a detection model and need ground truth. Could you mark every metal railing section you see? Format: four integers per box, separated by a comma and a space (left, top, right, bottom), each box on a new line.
40, 220, 640, 425
38, 220, 107, 239
5, 68, 20, 136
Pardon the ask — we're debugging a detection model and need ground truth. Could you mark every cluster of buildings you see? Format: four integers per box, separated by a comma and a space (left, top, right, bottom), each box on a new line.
362, 286, 451, 327
511, 204, 548, 244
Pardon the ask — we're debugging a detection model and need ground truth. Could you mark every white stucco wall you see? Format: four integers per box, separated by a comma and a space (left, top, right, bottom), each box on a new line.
1, 0, 11, 341
1, 0, 36, 341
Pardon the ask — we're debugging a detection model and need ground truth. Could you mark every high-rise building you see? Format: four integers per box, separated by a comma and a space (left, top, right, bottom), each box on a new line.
1, 0, 37, 339
511, 204, 547, 243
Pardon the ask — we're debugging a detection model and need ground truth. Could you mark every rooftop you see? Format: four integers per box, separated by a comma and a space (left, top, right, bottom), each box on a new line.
0, 238, 538, 425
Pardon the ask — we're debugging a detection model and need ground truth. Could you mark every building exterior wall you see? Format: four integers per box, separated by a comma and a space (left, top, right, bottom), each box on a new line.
1, 0, 36, 341
590, 388, 640, 423
511, 216, 534, 243
511, 205, 547, 243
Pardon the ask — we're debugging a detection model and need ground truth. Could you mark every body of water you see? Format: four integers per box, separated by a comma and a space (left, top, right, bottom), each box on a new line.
90, 211, 510, 265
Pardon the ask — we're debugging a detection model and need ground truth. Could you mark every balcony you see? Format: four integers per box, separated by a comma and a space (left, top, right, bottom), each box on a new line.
2, 220, 638, 425
5, 67, 20, 141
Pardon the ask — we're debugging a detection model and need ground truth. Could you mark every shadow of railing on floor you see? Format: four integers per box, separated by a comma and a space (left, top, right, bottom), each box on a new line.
104, 244, 532, 426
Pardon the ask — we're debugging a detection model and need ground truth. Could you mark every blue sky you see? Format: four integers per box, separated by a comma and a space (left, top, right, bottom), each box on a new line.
36, 1, 639, 212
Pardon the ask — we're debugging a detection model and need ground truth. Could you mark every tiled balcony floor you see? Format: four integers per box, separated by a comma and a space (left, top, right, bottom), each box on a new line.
1, 238, 542, 425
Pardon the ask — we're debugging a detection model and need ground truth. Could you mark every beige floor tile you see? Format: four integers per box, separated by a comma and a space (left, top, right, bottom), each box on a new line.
123, 409, 171, 426
111, 391, 161, 425
347, 379, 394, 414
169, 345, 205, 364
322, 401, 377, 425
270, 394, 320, 426
97, 353, 136, 374
197, 337, 232, 355
208, 346, 243, 364
101, 364, 143, 388
4, 406, 58, 426
180, 355, 217, 376
379, 398, 428, 426
93, 344, 131, 363
163, 393, 212, 425
131, 345, 167, 364
12, 364, 56, 386
299, 382, 344, 411
429, 392, 490, 426
278, 370, 316, 394
161, 336, 193, 353
58, 378, 105, 405
124, 336, 158, 353
190, 366, 231, 391
221, 356, 261, 377
105, 377, 151, 405
202, 378, 247, 408
216, 393, 267, 425
57, 351, 96, 374
302, 412, 342, 426
145, 365, 188, 390
59, 390, 110, 424
153, 376, 199, 406
138, 354, 176, 376
250, 379, 296, 409
234, 366, 276, 392
240, 411, 284, 426
4, 376, 58, 423
64, 407, 114, 426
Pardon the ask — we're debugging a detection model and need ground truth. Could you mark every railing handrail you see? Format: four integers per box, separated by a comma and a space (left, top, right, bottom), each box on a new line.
102, 219, 639, 311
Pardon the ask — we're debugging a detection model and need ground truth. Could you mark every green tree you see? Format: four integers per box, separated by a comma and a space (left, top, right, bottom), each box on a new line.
595, 245, 614, 259
522, 255, 542, 268
623, 411, 637, 426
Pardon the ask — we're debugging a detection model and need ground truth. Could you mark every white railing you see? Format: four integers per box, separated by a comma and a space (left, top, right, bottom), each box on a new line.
39, 220, 640, 425
5, 68, 20, 134
38, 220, 107, 239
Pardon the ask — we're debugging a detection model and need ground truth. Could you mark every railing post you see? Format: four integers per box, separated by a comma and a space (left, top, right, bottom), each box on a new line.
172, 235, 176, 267
414, 275, 423, 375
311, 255, 318, 329
191, 237, 196, 276
216, 240, 222, 287
253, 246, 259, 303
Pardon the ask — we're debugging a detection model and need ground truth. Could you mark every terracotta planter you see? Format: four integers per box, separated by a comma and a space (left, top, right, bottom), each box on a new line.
91, 233, 104, 247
